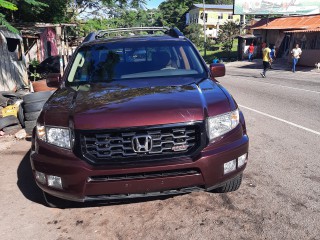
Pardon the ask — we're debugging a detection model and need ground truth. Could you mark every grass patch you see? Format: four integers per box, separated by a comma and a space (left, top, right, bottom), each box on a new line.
199, 39, 238, 63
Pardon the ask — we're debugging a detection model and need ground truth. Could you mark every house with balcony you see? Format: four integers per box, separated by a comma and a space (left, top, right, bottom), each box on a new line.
186, 4, 241, 38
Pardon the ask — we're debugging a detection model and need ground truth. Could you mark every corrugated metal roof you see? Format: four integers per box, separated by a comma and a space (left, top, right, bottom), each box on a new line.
284, 28, 320, 33
250, 14, 320, 30
193, 4, 233, 10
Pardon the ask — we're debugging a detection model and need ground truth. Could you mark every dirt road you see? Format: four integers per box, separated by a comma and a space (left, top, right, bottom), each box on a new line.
1, 124, 319, 239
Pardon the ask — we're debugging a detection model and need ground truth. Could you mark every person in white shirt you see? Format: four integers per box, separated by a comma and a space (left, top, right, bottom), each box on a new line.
291, 44, 302, 73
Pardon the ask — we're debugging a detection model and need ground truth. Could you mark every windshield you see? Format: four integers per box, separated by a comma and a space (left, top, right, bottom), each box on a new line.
67, 40, 206, 84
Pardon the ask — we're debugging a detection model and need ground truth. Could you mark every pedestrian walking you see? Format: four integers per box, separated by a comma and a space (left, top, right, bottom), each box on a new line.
291, 44, 302, 72
248, 43, 254, 61
260, 44, 272, 78
269, 46, 276, 68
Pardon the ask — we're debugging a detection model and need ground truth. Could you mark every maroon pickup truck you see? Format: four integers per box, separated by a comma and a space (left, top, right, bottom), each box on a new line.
30, 27, 249, 208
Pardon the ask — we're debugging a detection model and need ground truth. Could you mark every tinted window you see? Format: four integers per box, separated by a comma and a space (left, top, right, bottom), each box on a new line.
67, 40, 206, 83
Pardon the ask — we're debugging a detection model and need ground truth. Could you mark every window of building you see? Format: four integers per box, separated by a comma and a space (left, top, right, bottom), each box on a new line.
218, 13, 223, 20
200, 12, 208, 22
228, 14, 233, 19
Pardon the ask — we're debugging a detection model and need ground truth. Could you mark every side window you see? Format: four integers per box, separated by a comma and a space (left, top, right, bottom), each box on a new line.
124, 48, 147, 63
132, 48, 147, 62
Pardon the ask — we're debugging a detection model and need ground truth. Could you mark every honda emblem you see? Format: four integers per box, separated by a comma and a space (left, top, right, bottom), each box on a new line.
132, 135, 153, 153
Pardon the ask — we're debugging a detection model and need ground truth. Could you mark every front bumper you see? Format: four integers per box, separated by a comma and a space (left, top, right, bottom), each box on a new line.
30, 126, 249, 202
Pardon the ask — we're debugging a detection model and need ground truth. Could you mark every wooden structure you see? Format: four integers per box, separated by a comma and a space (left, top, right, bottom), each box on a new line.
18, 23, 77, 73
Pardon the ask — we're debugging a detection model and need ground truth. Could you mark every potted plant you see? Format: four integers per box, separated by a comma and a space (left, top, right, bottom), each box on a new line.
29, 58, 40, 79
29, 58, 56, 92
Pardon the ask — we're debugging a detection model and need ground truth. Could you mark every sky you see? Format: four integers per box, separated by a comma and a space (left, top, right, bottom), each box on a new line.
146, 0, 164, 9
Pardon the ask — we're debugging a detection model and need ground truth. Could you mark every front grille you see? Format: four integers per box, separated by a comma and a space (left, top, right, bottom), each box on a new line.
88, 169, 201, 182
78, 123, 203, 164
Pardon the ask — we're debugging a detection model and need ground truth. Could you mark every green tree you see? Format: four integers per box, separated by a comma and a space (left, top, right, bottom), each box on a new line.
217, 21, 240, 59
14, 0, 68, 23
1, 0, 148, 33
0, 0, 18, 32
0, 0, 48, 32
183, 24, 203, 48
69, 0, 147, 21
79, 7, 160, 35
158, 0, 194, 29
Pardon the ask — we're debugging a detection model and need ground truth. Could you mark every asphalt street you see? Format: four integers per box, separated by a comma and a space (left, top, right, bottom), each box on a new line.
0, 59, 319, 239
221, 59, 320, 133
219, 59, 320, 238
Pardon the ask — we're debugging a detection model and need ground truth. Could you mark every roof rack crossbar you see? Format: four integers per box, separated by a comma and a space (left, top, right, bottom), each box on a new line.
96, 27, 169, 38
82, 27, 185, 43
94, 26, 184, 40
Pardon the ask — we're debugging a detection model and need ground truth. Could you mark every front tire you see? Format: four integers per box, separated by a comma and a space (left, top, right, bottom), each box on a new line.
213, 174, 243, 193
43, 192, 71, 208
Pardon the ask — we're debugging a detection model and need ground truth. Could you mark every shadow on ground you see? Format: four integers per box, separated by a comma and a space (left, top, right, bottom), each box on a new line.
17, 149, 44, 205
16, 149, 174, 209
234, 59, 315, 73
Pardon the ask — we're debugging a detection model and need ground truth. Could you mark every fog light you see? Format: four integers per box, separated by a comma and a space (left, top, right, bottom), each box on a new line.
35, 171, 46, 185
224, 159, 236, 174
47, 175, 63, 189
238, 153, 247, 167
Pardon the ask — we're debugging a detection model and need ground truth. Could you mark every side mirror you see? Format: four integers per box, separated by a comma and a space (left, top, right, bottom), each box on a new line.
46, 73, 62, 88
209, 63, 225, 78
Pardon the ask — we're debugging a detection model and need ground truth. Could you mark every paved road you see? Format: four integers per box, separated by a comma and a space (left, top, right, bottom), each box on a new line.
0, 61, 319, 239
219, 60, 320, 238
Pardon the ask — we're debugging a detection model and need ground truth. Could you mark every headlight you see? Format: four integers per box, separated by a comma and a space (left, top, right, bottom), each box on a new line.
36, 124, 71, 149
206, 109, 239, 141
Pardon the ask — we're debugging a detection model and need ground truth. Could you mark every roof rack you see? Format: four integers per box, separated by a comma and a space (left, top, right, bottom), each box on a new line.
82, 27, 184, 43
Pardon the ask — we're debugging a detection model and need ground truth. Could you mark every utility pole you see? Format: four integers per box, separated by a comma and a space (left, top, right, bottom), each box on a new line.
203, 0, 206, 57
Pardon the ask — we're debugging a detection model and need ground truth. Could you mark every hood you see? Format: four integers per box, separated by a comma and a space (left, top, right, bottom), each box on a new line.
43, 79, 231, 130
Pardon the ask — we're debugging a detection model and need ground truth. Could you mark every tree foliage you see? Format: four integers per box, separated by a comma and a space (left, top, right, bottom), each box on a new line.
69, 0, 147, 21
183, 24, 204, 48
0, 0, 149, 33
0, 0, 17, 10
0, 0, 48, 32
157, 0, 194, 29
79, 8, 160, 36
217, 21, 240, 59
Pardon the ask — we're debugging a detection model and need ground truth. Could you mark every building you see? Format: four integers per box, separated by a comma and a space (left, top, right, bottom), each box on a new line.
249, 14, 320, 66
17, 23, 77, 68
0, 23, 78, 91
186, 4, 241, 38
